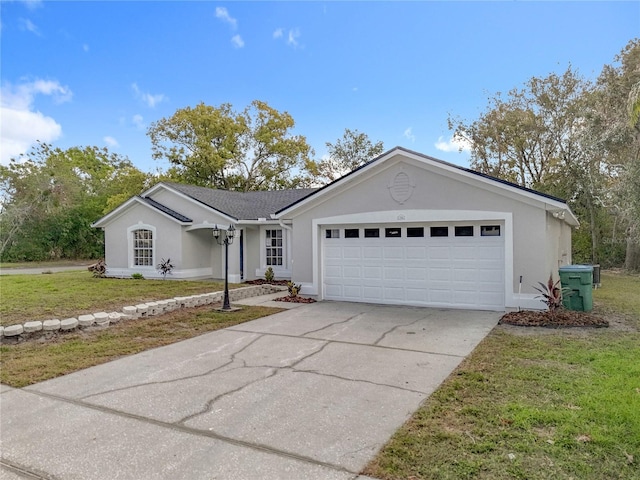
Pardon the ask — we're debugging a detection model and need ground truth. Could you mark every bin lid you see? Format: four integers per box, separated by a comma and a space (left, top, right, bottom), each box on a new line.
559, 265, 594, 272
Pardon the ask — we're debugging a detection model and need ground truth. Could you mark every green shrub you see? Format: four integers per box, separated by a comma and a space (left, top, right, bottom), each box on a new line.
264, 267, 275, 282
131, 273, 144, 280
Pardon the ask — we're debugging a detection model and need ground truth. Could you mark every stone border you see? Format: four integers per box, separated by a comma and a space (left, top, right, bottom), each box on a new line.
1, 284, 286, 343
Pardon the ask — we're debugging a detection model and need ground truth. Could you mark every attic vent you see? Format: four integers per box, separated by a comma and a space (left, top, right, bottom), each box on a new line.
388, 171, 415, 204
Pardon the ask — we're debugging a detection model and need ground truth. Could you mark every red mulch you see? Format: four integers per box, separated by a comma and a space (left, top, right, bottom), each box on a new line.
274, 296, 317, 304
244, 279, 290, 286
499, 309, 609, 328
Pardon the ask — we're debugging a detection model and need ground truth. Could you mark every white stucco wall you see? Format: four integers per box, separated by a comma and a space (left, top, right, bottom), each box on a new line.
283, 154, 573, 309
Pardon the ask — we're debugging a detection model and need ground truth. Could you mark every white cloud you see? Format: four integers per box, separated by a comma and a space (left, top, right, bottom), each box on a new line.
403, 127, 416, 143
132, 114, 144, 130
287, 28, 301, 47
131, 83, 166, 108
215, 6, 237, 29
103, 136, 119, 148
0, 79, 71, 164
273, 28, 283, 39
19, 18, 40, 35
20, 0, 42, 11
231, 34, 244, 48
435, 134, 472, 153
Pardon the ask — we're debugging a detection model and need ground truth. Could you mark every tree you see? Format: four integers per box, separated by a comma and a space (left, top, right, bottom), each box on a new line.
0, 143, 151, 261
586, 39, 640, 270
147, 100, 313, 191
448, 68, 614, 263
311, 128, 385, 184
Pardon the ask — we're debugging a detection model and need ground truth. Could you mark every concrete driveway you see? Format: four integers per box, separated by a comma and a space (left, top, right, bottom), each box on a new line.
0, 301, 500, 480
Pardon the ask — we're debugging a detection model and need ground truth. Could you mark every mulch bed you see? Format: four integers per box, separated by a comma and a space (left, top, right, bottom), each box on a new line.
244, 279, 290, 286
273, 296, 317, 304
499, 309, 609, 328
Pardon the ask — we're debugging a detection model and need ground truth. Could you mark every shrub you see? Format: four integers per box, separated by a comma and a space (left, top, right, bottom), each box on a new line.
533, 274, 571, 311
157, 258, 174, 280
131, 273, 144, 280
287, 281, 302, 298
264, 267, 275, 283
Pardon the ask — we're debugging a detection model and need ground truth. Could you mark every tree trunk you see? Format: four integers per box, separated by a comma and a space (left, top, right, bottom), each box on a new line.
625, 237, 640, 271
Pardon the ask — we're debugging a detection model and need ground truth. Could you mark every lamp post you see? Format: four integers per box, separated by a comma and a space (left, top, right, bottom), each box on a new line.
213, 224, 237, 311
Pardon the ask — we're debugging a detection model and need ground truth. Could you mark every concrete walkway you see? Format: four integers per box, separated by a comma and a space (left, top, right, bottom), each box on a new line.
0, 300, 500, 479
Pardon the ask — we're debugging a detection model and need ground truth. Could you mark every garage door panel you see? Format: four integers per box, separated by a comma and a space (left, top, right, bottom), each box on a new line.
363, 266, 382, 279
406, 246, 427, 259
363, 286, 382, 301
452, 246, 478, 259
383, 266, 404, 280
343, 247, 362, 260
406, 267, 427, 281
429, 268, 451, 281
406, 288, 428, 302
343, 266, 361, 279
453, 268, 478, 282
324, 265, 343, 280
428, 246, 450, 259
324, 246, 342, 259
363, 247, 382, 259
383, 287, 405, 301
383, 247, 404, 259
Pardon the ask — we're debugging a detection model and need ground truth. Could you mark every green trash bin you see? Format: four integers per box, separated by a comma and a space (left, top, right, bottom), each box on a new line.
559, 265, 593, 312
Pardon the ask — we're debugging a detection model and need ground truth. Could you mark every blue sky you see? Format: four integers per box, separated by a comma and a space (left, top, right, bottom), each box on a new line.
1, 1, 638, 173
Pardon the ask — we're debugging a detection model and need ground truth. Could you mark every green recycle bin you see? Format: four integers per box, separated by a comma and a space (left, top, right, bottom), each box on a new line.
559, 265, 593, 312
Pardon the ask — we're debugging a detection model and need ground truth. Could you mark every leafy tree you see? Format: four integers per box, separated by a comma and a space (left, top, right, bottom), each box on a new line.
0, 143, 151, 261
311, 128, 385, 184
594, 39, 640, 270
148, 100, 313, 191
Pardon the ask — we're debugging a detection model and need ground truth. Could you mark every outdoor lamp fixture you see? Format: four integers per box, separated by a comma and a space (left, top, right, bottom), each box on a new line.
213, 224, 238, 311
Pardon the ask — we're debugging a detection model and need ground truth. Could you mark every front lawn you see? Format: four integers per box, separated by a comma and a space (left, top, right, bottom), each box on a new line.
0, 270, 234, 326
364, 272, 640, 480
0, 305, 283, 387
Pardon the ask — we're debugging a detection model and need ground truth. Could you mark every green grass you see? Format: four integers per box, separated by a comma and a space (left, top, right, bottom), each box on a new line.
0, 259, 98, 269
364, 272, 640, 480
0, 271, 234, 326
0, 305, 283, 387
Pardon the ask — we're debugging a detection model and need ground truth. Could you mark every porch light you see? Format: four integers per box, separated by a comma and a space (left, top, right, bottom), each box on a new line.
212, 224, 238, 311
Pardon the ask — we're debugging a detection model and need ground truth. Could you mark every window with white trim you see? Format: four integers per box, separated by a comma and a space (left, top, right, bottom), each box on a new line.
133, 229, 154, 266
265, 229, 283, 266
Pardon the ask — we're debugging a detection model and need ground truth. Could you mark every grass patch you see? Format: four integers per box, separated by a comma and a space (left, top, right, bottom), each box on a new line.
0, 305, 283, 387
0, 259, 98, 269
0, 271, 234, 326
364, 272, 640, 480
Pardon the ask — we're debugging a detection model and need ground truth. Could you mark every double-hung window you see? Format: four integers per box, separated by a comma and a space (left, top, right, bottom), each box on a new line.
265, 229, 283, 266
133, 229, 154, 266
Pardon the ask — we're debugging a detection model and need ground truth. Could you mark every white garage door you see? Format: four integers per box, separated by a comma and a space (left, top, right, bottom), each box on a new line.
323, 223, 504, 310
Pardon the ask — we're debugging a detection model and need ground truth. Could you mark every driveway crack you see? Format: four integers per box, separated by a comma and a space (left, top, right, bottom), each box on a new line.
79, 334, 264, 400
373, 316, 425, 345
291, 368, 428, 395
301, 312, 367, 336
175, 368, 280, 425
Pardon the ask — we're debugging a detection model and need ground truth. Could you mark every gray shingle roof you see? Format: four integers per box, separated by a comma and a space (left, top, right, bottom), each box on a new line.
140, 196, 193, 223
162, 182, 318, 220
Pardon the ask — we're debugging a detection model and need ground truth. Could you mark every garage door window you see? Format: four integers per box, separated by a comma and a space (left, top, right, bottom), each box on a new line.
481, 225, 501, 236
345, 228, 360, 238
364, 228, 380, 238
430, 226, 449, 237
455, 226, 474, 237
407, 227, 424, 237
385, 227, 402, 238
